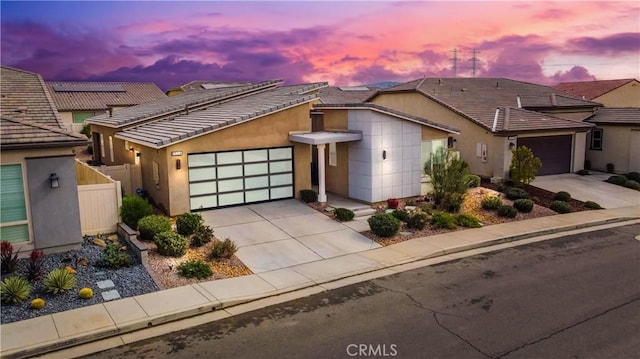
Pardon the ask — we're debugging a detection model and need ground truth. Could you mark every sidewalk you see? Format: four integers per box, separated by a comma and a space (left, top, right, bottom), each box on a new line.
2, 205, 638, 358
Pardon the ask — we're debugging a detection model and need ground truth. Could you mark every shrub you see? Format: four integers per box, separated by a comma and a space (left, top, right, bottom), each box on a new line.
576, 169, 590, 176
191, 225, 214, 247
299, 189, 318, 203
391, 209, 409, 222
497, 205, 518, 218
626, 172, 640, 182
513, 199, 534, 213
624, 180, 640, 190
481, 196, 502, 210
31, 298, 45, 309
1, 241, 20, 274
505, 188, 529, 200
550, 201, 572, 214
553, 191, 572, 202
368, 213, 401, 237
510, 146, 542, 187
176, 213, 204, 236
606, 175, 627, 186
80, 122, 92, 139
407, 212, 428, 230
425, 147, 472, 212
26, 249, 45, 281
430, 212, 457, 229
585, 201, 603, 210
99, 244, 132, 269
210, 238, 238, 259
420, 204, 434, 215
43, 268, 76, 294
177, 259, 213, 279
455, 213, 481, 228
1, 276, 31, 304
154, 231, 188, 257
465, 174, 481, 188
79, 288, 94, 299
334, 208, 355, 222
120, 195, 153, 229
387, 198, 399, 209
137, 215, 172, 241
606, 163, 615, 173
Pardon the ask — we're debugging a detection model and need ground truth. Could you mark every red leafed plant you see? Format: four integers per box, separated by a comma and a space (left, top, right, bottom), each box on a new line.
387, 198, 399, 209
1, 241, 20, 274
26, 249, 46, 281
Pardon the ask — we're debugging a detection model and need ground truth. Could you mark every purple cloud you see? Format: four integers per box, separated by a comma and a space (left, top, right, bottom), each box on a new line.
550, 66, 596, 83
566, 32, 640, 55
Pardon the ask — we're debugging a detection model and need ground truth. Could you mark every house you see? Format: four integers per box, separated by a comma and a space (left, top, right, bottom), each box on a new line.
166, 81, 253, 96
555, 79, 640, 107
366, 78, 601, 180
1, 66, 88, 252
45, 81, 166, 132
584, 108, 640, 173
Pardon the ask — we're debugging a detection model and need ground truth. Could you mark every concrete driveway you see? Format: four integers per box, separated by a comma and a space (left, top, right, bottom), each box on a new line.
532, 173, 640, 209
200, 199, 381, 274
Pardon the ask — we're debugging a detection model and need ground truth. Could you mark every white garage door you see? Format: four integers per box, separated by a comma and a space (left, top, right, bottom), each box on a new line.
188, 147, 294, 210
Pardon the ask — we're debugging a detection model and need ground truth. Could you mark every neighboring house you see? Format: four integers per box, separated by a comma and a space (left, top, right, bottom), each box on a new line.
166, 81, 253, 96
584, 108, 640, 173
1, 66, 88, 252
45, 81, 166, 132
366, 78, 600, 180
555, 79, 640, 107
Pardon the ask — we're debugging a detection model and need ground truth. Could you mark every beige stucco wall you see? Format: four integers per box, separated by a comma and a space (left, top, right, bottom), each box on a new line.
90, 125, 138, 166
586, 125, 640, 173
594, 81, 640, 107
321, 109, 350, 197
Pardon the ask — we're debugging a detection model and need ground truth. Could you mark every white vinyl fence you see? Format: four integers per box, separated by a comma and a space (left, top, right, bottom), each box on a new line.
76, 160, 122, 235
96, 163, 142, 196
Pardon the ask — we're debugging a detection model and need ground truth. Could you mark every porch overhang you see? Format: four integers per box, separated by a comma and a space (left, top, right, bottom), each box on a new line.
289, 131, 362, 145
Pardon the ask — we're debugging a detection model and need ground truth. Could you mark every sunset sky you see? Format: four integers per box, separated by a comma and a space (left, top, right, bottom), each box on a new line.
1, 1, 639, 90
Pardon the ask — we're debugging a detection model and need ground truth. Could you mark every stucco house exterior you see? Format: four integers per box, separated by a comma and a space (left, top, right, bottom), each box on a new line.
1, 66, 88, 252
584, 108, 640, 173
366, 78, 600, 180
45, 81, 166, 132
555, 79, 640, 107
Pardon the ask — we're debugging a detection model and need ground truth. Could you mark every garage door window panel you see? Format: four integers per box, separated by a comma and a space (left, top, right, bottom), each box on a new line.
245, 176, 269, 189
270, 173, 293, 186
190, 182, 217, 196
270, 161, 292, 173
189, 154, 216, 167
219, 192, 245, 206
246, 189, 269, 202
269, 148, 292, 160
271, 187, 293, 199
244, 149, 268, 162
217, 152, 243, 165
190, 195, 217, 210
244, 163, 268, 176
217, 165, 243, 179
189, 167, 216, 181
217, 179, 244, 193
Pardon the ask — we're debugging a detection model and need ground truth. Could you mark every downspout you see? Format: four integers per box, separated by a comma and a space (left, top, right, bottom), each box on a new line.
492, 108, 500, 132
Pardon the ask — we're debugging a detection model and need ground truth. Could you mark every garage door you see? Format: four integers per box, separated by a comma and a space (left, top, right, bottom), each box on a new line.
518, 135, 572, 175
188, 147, 294, 210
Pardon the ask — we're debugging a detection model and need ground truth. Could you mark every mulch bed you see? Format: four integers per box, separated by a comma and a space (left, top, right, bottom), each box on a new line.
481, 181, 590, 212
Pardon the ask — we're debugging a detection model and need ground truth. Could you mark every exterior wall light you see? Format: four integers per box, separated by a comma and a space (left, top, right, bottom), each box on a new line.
49, 173, 59, 188
509, 142, 516, 150
382, 150, 387, 160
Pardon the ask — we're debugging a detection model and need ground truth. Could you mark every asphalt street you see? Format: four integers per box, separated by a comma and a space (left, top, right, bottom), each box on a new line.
83, 224, 640, 359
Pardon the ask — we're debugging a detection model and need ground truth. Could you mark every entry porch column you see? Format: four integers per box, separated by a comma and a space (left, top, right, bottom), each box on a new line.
316, 143, 327, 203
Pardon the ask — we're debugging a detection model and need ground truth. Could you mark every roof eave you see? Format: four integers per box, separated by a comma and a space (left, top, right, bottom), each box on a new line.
1, 139, 89, 150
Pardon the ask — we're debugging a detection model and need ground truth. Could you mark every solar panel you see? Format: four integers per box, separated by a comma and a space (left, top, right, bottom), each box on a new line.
201, 83, 246, 90
338, 86, 370, 91
52, 84, 126, 92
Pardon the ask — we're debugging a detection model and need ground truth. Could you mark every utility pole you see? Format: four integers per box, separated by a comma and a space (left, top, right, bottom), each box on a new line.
450, 48, 459, 77
469, 49, 480, 77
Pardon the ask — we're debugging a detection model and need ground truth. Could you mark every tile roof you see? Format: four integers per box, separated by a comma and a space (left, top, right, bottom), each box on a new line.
167, 80, 254, 94
555, 79, 638, 100
374, 77, 599, 133
115, 82, 327, 149
318, 86, 379, 104
86, 79, 284, 128
45, 81, 166, 111
1, 66, 88, 148
585, 107, 640, 125
313, 103, 460, 134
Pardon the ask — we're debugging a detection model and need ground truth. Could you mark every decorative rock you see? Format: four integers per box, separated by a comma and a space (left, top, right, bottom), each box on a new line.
101, 289, 121, 301
92, 238, 107, 247
405, 206, 416, 211
399, 231, 413, 236
79, 287, 94, 299
78, 257, 89, 266
97, 279, 115, 289
65, 265, 77, 274
107, 234, 119, 242
31, 298, 45, 309
120, 245, 128, 252
384, 209, 394, 214
324, 206, 335, 212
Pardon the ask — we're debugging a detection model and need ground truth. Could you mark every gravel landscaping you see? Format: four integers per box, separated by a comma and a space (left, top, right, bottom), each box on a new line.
0, 235, 158, 324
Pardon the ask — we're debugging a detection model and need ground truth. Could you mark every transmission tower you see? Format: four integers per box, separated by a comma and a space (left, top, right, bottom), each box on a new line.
469, 49, 480, 77
450, 48, 459, 77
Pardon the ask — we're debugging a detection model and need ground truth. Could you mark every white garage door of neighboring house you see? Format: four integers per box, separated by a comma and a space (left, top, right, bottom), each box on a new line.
188, 147, 294, 210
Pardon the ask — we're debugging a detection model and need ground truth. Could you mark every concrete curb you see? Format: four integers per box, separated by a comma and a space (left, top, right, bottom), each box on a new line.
2, 215, 638, 359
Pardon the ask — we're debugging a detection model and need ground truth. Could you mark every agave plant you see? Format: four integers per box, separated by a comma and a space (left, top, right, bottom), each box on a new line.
1, 276, 31, 304
43, 268, 76, 294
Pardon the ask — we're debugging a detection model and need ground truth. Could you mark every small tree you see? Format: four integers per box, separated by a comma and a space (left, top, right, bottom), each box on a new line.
424, 147, 471, 212
509, 146, 542, 188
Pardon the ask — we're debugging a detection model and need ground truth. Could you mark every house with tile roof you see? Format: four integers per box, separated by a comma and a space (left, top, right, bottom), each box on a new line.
45, 81, 166, 133
365, 77, 600, 180
1, 66, 88, 251
555, 79, 640, 107
165, 81, 254, 96
583, 107, 640, 173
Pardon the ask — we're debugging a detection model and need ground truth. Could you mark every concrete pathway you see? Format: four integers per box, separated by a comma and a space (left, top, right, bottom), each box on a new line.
532, 173, 640, 208
2, 205, 639, 359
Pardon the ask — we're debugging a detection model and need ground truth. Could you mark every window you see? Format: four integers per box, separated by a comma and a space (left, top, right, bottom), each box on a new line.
108, 136, 114, 162
421, 139, 446, 175
590, 129, 603, 150
99, 134, 105, 158
0, 164, 29, 243
329, 143, 337, 167
72, 112, 98, 124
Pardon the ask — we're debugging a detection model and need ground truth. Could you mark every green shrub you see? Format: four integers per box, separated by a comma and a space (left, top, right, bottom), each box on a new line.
497, 205, 518, 218
626, 172, 640, 182
430, 212, 457, 229
465, 174, 481, 188
368, 213, 401, 237
455, 213, 481, 228
1, 276, 31, 304
407, 212, 428, 230
481, 196, 502, 210
510, 146, 542, 187
606, 175, 627, 186
120, 195, 153, 229
505, 188, 529, 200
391, 209, 410, 222
550, 201, 572, 214
176, 213, 204, 236
624, 180, 640, 190
137, 215, 172, 241
154, 231, 188, 257
80, 123, 92, 139
334, 208, 355, 222
585, 201, 603, 210
553, 191, 572, 202
606, 163, 615, 173
210, 238, 238, 259
1, 241, 20, 274
43, 268, 76, 294
99, 244, 132, 269
299, 189, 318, 203
420, 204, 434, 215
576, 169, 589, 176
513, 199, 534, 213
424, 147, 471, 212
191, 225, 214, 247
177, 259, 213, 279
